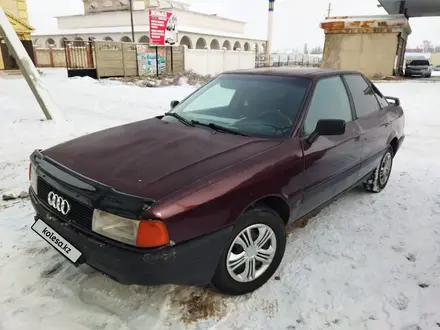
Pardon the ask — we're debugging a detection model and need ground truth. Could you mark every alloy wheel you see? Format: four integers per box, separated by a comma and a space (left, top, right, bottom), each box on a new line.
226, 224, 277, 283
379, 152, 392, 185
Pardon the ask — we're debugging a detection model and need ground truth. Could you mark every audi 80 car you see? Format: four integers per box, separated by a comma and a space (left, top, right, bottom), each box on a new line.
29, 68, 405, 295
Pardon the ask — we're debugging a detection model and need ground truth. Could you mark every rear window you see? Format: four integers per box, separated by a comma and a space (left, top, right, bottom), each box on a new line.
409, 60, 430, 66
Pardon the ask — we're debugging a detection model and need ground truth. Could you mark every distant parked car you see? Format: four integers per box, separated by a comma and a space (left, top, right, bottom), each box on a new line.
434, 65, 440, 72
29, 68, 405, 295
405, 59, 433, 77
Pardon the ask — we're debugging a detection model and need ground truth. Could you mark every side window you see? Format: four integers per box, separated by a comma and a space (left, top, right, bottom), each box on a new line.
303, 76, 353, 136
344, 74, 381, 117
371, 83, 389, 108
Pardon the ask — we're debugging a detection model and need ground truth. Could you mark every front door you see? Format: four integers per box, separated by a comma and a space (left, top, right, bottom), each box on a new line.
0, 40, 18, 70
298, 75, 362, 218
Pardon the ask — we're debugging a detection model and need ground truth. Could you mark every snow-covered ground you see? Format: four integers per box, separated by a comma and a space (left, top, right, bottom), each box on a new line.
1, 69, 440, 330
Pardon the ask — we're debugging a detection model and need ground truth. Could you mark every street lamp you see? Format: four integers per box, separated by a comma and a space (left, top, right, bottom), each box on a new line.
267, 0, 275, 66
129, 0, 135, 42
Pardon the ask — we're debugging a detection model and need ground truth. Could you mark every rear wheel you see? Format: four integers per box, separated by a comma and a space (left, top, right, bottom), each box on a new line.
210, 207, 286, 295
363, 146, 394, 193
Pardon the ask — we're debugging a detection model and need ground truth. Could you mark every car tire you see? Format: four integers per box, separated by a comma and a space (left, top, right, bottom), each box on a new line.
210, 206, 286, 296
363, 146, 394, 193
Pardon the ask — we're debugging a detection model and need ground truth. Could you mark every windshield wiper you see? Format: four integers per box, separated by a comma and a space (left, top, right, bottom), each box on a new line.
191, 120, 248, 136
163, 112, 194, 127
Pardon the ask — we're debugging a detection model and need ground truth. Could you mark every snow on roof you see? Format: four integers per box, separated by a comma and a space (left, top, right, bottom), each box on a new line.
32, 25, 265, 42
321, 14, 412, 34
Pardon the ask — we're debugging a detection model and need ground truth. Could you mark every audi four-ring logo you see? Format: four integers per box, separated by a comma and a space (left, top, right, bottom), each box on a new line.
47, 191, 71, 215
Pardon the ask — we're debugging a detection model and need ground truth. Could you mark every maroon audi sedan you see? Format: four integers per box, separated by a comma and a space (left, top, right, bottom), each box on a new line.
29, 68, 405, 295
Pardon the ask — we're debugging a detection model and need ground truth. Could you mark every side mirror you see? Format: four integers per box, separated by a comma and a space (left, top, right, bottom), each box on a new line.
384, 96, 400, 106
306, 119, 346, 144
170, 100, 180, 109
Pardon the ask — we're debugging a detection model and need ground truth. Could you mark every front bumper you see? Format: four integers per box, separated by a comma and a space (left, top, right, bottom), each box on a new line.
406, 70, 430, 76
30, 189, 232, 286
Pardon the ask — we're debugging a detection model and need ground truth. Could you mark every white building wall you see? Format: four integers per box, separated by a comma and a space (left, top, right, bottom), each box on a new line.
57, 9, 245, 34
171, 8, 245, 34
58, 11, 142, 29
184, 49, 255, 75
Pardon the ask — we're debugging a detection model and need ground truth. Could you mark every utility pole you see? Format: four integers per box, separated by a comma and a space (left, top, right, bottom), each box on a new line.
266, 0, 275, 66
326, 2, 332, 18
129, 0, 135, 42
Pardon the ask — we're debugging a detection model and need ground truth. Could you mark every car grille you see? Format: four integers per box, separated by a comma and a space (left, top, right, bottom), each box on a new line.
37, 177, 94, 230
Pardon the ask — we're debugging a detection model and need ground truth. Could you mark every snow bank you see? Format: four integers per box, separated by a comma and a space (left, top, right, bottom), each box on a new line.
1, 69, 440, 330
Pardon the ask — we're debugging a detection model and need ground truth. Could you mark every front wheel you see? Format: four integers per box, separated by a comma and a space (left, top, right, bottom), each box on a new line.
210, 207, 286, 295
363, 146, 394, 193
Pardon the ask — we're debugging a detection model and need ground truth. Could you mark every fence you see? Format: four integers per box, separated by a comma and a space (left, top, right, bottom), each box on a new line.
256, 53, 322, 68
34, 43, 321, 77
184, 49, 255, 76
33, 48, 66, 67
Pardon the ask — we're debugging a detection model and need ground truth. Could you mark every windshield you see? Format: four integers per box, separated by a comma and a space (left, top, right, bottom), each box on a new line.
166, 74, 311, 138
409, 60, 430, 66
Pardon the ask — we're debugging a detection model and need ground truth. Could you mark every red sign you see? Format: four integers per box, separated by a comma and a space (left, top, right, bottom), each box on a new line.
148, 9, 179, 47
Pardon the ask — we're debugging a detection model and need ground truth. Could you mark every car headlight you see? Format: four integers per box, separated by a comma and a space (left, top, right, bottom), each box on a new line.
92, 209, 170, 248
29, 163, 38, 193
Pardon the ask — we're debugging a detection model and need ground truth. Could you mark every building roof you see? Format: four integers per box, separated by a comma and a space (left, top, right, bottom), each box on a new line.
378, 0, 440, 17
4, 10, 34, 33
53, 7, 246, 24
222, 67, 360, 78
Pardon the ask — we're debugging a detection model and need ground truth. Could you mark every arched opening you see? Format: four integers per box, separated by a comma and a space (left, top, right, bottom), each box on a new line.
210, 39, 220, 50
139, 35, 150, 43
104, 36, 113, 41
46, 38, 56, 47
74, 37, 83, 41
261, 43, 266, 53
180, 35, 192, 49
121, 36, 132, 42
195, 37, 207, 49
254, 43, 259, 53
233, 41, 241, 51
222, 40, 231, 50
59, 37, 68, 48
244, 42, 250, 51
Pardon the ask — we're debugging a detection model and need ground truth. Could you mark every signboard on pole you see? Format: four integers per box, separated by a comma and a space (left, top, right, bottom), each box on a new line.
148, 9, 179, 46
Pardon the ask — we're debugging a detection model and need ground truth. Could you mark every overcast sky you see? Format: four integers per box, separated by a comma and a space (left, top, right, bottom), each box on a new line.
27, 0, 440, 50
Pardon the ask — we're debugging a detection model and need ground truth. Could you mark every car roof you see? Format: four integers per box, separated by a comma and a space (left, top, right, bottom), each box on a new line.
221, 67, 362, 80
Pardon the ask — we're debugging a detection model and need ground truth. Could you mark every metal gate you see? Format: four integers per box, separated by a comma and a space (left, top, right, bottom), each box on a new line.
64, 40, 97, 79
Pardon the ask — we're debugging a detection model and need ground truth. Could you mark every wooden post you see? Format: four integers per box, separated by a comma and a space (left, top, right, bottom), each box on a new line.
33, 46, 38, 67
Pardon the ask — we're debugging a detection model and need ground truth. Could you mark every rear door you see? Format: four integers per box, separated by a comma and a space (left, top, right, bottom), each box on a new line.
298, 75, 362, 217
343, 74, 391, 179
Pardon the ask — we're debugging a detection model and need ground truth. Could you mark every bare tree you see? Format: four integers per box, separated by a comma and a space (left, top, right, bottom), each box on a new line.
422, 40, 434, 53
